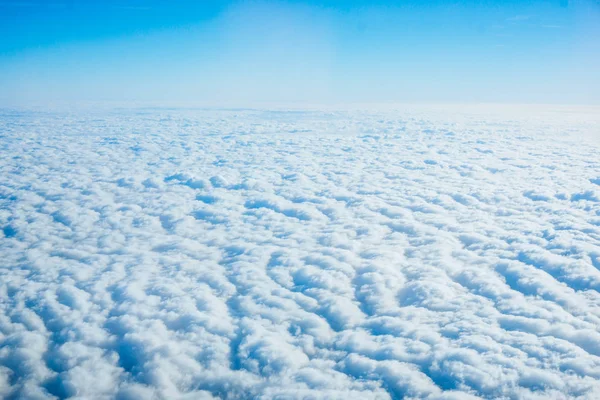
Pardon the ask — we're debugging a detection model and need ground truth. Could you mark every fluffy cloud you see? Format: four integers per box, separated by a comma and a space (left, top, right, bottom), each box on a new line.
1, 106, 600, 399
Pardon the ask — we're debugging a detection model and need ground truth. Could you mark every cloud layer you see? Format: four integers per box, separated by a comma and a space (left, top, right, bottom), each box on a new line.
1, 106, 600, 399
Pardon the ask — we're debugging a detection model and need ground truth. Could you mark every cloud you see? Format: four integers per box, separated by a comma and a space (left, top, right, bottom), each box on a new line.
1, 105, 600, 398
0, 1, 66, 8
506, 14, 531, 22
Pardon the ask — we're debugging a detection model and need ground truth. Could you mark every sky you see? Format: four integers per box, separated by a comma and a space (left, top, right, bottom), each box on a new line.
0, 0, 599, 106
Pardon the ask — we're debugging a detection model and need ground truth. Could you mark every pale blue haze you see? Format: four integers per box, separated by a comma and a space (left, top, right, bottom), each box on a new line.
0, 0, 598, 105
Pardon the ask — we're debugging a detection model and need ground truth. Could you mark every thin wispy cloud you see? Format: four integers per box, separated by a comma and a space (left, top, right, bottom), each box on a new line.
0, 1, 66, 7
112, 5, 153, 11
506, 14, 532, 22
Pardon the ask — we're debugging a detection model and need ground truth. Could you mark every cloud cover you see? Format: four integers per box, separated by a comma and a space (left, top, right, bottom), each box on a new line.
1, 105, 600, 399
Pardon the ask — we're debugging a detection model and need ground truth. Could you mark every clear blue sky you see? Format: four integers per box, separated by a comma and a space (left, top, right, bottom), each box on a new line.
0, 0, 598, 106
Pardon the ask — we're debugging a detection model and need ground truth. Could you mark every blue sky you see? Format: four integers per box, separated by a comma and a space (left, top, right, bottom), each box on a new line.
0, 0, 598, 106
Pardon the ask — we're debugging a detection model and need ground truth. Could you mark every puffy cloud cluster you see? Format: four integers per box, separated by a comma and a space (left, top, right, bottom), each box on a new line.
1, 106, 600, 399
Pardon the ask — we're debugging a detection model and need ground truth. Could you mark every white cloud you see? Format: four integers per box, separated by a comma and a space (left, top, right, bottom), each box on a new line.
1, 105, 600, 398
